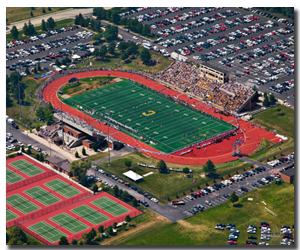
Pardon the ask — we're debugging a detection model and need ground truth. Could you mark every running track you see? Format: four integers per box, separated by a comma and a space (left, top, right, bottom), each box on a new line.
42, 71, 283, 165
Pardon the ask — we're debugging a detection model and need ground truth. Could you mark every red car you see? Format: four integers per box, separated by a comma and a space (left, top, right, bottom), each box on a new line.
243, 70, 249, 74
227, 240, 237, 245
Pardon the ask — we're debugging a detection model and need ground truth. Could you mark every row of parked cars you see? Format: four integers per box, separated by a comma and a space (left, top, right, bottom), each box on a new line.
267, 153, 294, 167
6, 29, 93, 64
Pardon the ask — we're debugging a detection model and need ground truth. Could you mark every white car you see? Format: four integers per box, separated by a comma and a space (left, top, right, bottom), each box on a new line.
98, 169, 105, 174
6, 133, 12, 137
132, 36, 138, 40
42, 151, 48, 156
34, 147, 41, 152
151, 198, 158, 203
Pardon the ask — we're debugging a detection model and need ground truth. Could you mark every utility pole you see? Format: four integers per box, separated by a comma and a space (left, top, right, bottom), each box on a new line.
61, 99, 64, 143
18, 69, 22, 119
105, 110, 111, 166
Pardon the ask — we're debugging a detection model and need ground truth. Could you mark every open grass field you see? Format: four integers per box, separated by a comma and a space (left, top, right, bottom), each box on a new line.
7, 194, 40, 214
24, 186, 61, 206
64, 79, 234, 153
248, 106, 294, 163
6, 7, 70, 24
85, 152, 108, 162
43, 179, 82, 198
119, 182, 294, 245
6, 209, 19, 222
6, 168, 24, 184
98, 152, 253, 203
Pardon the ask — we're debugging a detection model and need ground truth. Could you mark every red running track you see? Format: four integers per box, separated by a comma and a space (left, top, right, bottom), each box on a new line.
43, 71, 282, 165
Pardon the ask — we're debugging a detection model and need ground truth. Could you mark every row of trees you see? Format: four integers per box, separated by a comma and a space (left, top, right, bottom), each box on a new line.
35, 102, 54, 125
92, 7, 152, 37
10, 16, 56, 40
263, 92, 276, 107
70, 160, 91, 186
74, 13, 102, 32
256, 7, 294, 20
6, 72, 25, 104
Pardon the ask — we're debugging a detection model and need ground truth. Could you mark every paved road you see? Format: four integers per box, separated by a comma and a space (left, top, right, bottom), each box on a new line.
93, 146, 135, 164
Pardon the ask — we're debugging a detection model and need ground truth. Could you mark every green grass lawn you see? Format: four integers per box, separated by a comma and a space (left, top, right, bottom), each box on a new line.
85, 152, 108, 161
98, 152, 253, 203
6, 226, 44, 245
248, 106, 294, 163
6, 7, 70, 24
118, 182, 294, 245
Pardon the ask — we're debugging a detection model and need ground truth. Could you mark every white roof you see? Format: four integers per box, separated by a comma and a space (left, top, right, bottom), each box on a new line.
123, 170, 143, 181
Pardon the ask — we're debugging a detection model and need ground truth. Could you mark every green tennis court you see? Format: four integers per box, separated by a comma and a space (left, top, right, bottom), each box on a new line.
50, 212, 89, 233
7, 194, 40, 214
9, 159, 44, 177
44, 179, 82, 198
24, 186, 61, 206
6, 168, 24, 184
91, 197, 130, 217
63, 80, 234, 153
6, 209, 19, 221
71, 205, 110, 225
28, 221, 68, 243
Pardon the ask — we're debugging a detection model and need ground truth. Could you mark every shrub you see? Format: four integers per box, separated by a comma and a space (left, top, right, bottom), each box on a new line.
75, 151, 79, 158
183, 191, 185, 195
176, 194, 179, 198
206, 182, 208, 186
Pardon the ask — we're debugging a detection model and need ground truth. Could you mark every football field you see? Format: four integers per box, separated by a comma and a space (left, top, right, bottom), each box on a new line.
64, 80, 234, 153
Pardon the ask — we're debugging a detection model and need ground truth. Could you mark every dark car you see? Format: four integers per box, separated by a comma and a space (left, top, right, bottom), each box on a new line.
241, 187, 248, 192
131, 186, 137, 191
217, 223, 226, 227
138, 190, 144, 195
248, 236, 257, 239
223, 194, 230, 199
140, 200, 149, 207
106, 173, 111, 177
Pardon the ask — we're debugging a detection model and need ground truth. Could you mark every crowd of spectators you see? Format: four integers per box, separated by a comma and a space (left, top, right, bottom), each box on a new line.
155, 61, 254, 112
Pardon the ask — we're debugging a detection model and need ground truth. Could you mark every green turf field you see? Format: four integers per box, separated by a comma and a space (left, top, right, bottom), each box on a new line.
9, 159, 45, 177
24, 186, 61, 206
6, 209, 19, 222
28, 221, 68, 243
6, 168, 24, 184
63, 80, 234, 153
6, 194, 40, 214
43, 179, 82, 198
50, 212, 89, 234
71, 205, 110, 225
91, 197, 130, 217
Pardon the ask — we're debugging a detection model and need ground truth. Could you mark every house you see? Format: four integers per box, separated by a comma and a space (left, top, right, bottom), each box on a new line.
45, 155, 72, 176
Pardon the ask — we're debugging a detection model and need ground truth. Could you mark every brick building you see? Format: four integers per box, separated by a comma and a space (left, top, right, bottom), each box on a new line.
281, 168, 294, 183
62, 124, 85, 139
45, 155, 72, 176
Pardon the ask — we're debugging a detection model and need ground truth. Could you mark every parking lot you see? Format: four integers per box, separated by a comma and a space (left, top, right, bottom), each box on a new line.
6, 26, 100, 76
121, 7, 294, 105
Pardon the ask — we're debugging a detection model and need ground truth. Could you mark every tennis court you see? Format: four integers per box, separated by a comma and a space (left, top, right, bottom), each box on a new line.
28, 221, 68, 243
6, 209, 19, 222
91, 197, 130, 217
24, 186, 61, 206
6, 168, 24, 184
44, 179, 82, 198
71, 205, 110, 225
63, 80, 234, 153
9, 159, 45, 177
7, 194, 40, 214
50, 212, 89, 234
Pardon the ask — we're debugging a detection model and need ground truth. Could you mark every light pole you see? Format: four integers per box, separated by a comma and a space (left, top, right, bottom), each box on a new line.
17, 68, 22, 119
105, 110, 111, 166
48, 138, 52, 156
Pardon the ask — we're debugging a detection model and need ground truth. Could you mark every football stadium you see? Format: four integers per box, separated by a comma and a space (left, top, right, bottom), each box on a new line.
42, 65, 282, 165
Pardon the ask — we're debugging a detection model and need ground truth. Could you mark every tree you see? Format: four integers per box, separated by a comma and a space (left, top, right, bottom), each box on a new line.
269, 93, 276, 105
11, 26, 19, 39
89, 228, 97, 238
80, 175, 87, 186
157, 159, 167, 173
70, 160, 91, 178
113, 222, 118, 228
136, 22, 143, 34
31, 7, 35, 10
108, 42, 116, 55
127, 42, 139, 55
55, 58, 61, 66
7, 227, 27, 245
22, 23, 28, 35
40, 153, 44, 162
36, 154, 40, 161
82, 146, 86, 155
118, 189, 123, 197
183, 167, 189, 174
59, 236, 69, 245
92, 32, 102, 41
124, 159, 132, 170
94, 21, 102, 32
30, 11, 33, 17
6, 92, 13, 107
125, 215, 131, 223
25, 67, 30, 75
118, 41, 129, 52
37, 63, 41, 71
107, 226, 114, 236
263, 92, 269, 107
92, 48, 100, 58
277, 106, 281, 115
42, 8, 46, 13
93, 143, 98, 152
113, 185, 119, 197
13, 87, 25, 104
46, 17, 56, 29
75, 151, 79, 158
132, 197, 138, 206
142, 24, 151, 36
140, 48, 151, 64
121, 52, 129, 61
203, 159, 216, 178
71, 239, 78, 245
48, 7, 52, 11
104, 25, 118, 42
92, 184, 98, 194
98, 225, 104, 233
99, 45, 107, 60
33, 67, 38, 74
229, 191, 239, 205
112, 12, 121, 24
27, 148, 32, 155
27, 21, 35, 35
121, 191, 130, 201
